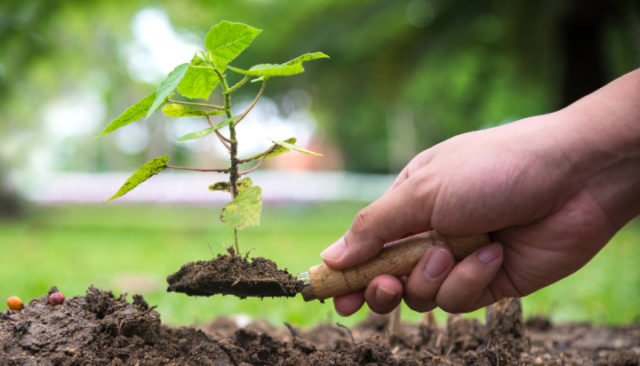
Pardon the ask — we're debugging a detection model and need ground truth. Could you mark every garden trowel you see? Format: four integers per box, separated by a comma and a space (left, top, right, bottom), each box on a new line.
169, 231, 490, 301
298, 231, 490, 301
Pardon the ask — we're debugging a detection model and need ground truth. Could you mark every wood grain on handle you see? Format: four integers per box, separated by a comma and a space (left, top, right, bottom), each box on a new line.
301, 231, 490, 301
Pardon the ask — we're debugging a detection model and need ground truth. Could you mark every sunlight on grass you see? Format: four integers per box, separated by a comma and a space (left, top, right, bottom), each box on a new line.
0, 204, 637, 327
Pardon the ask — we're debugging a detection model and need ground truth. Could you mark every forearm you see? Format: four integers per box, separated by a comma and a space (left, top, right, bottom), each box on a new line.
561, 68, 640, 168
559, 68, 640, 225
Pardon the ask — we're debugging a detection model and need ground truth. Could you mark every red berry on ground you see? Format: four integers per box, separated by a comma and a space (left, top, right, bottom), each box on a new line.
48, 292, 65, 306
7, 296, 24, 311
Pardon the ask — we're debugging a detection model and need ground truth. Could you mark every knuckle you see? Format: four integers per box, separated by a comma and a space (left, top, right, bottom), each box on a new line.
351, 207, 374, 235
456, 266, 485, 289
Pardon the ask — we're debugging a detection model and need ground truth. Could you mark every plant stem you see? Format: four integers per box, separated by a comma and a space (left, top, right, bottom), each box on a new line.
167, 164, 230, 173
215, 68, 241, 255
238, 143, 278, 164
233, 80, 267, 126
239, 155, 267, 176
226, 75, 250, 94
206, 116, 231, 150
168, 98, 226, 110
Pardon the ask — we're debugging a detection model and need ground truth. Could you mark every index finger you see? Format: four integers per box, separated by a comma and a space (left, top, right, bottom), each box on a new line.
321, 170, 439, 269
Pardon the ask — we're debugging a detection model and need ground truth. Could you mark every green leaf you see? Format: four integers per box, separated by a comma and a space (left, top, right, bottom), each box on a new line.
209, 181, 230, 192
205, 21, 262, 71
220, 186, 262, 230
162, 104, 224, 117
102, 93, 156, 135
177, 115, 236, 142
147, 63, 189, 118
106, 156, 169, 202
229, 52, 329, 77
177, 60, 220, 100
273, 139, 323, 157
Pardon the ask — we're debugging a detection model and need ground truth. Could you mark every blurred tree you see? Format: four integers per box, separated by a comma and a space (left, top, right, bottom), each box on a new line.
167, 0, 639, 172
0, 0, 157, 214
0, 0, 637, 214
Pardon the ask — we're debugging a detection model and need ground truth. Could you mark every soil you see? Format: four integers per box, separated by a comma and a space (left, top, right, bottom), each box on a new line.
2, 287, 639, 365
166, 250, 304, 298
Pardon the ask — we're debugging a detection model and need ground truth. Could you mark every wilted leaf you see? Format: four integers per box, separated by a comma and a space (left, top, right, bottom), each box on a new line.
177, 62, 220, 100
240, 137, 297, 162
220, 186, 262, 230
229, 52, 329, 77
209, 181, 230, 192
273, 139, 323, 157
265, 137, 297, 158
205, 21, 262, 71
147, 63, 189, 118
237, 177, 253, 192
177, 115, 236, 142
106, 156, 169, 202
162, 104, 224, 117
102, 93, 156, 135
209, 177, 252, 193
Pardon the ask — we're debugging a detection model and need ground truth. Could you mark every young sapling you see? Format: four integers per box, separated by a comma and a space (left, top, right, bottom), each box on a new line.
102, 20, 327, 256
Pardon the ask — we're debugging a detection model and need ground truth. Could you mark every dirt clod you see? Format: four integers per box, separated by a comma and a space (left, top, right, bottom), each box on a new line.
1, 289, 639, 365
0, 286, 231, 365
166, 250, 304, 298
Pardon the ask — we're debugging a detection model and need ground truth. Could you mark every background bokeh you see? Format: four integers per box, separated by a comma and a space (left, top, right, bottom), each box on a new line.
0, 0, 638, 327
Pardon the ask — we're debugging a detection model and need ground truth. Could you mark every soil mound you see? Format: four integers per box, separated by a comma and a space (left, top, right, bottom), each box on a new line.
167, 251, 304, 298
1, 287, 639, 365
0, 287, 230, 365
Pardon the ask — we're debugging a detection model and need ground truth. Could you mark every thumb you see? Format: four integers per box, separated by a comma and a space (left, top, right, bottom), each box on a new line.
321, 172, 438, 269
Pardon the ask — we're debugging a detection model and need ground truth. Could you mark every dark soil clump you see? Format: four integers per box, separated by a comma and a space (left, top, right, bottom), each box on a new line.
1, 288, 639, 365
0, 286, 231, 365
167, 249, 304, 298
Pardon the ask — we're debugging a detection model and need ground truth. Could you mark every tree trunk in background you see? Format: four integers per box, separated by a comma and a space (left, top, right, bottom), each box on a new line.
0, 165, 23, 219
559, 0, 611, 107
387, 106, 418, 173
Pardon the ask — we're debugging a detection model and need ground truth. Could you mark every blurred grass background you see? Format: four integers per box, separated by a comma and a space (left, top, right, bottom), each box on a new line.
0, 0, 639, 329
0, 203, 637, 327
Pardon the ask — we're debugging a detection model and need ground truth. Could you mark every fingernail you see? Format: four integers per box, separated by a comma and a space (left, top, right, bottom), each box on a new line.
375, 285, 396, 304
321, 237, 346, 262
423, 247, 452, 279
477, 244, 501, 264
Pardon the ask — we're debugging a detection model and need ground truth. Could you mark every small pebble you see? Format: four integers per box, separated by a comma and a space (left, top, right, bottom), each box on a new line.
48, 292, 65, 306
6, 296, 24, 311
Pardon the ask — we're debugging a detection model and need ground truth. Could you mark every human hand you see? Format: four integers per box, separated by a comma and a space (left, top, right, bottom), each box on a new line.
321, 71, 640, 316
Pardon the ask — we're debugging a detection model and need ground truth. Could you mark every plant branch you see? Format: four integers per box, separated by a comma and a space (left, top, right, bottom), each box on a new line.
168, 98, 225, 110
207, 115, 231, 150
191, 64, 216, 70
167, 164, 230, 173
226, 75, 250, 94
215, 131, 231, 150
237, 144, 276, 164
238, 155, 267, 176
233, 80, 267, 126
237, 152, 266, 164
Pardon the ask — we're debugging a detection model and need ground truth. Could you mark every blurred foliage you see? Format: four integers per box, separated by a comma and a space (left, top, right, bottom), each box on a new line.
0, 0, 639, 178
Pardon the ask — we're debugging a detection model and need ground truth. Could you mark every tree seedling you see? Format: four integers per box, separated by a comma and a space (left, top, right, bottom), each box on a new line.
102, 20, 327, 255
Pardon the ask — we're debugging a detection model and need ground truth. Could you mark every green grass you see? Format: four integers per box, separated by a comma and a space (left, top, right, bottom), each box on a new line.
0, 203, 638, 327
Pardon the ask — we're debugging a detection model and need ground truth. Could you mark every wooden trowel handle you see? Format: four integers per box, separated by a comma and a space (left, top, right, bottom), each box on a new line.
301, 231, 490, 301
